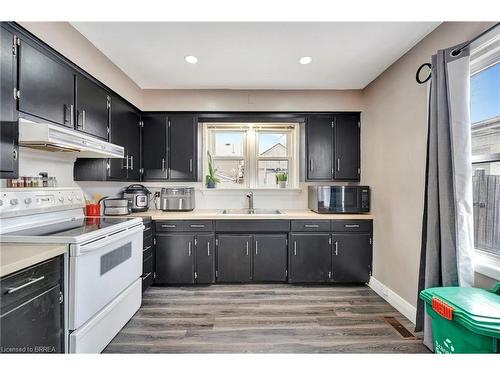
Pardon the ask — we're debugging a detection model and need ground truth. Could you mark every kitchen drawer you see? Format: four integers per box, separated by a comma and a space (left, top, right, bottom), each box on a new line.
141, 272, 153, 293
331, 220, 372, 233
143, 221, 153, 237
216, 220, 290, 233
291, 220, 330, 232
1, 256, 62, 313
143, 234, 153, 249
142, 255, 153, 275
155, 220, 214, 232
143, 242, 153, 260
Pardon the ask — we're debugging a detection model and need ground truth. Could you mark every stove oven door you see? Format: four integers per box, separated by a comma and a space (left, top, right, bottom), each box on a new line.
68, 225, 143, 330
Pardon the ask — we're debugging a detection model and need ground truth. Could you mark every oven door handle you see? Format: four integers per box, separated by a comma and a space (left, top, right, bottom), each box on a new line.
78, 225, 144, 254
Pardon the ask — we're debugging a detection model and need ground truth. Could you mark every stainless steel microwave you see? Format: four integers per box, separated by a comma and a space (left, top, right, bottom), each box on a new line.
308, 185, 370, 213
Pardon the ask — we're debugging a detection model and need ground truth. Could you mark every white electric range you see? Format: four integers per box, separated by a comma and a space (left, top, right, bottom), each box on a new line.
0, 187, 144, 353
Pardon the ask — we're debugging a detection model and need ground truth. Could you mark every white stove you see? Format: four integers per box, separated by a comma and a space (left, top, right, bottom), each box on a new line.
0, 187, 144, 353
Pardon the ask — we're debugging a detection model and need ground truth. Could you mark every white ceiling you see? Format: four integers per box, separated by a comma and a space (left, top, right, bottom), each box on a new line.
71, 22, 440, 90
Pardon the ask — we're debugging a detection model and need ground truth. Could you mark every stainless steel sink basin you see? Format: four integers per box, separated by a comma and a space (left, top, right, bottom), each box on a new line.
221, 209, 284, 215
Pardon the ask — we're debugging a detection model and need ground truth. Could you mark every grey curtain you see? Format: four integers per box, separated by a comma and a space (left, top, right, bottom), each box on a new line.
416, 43, 475, 350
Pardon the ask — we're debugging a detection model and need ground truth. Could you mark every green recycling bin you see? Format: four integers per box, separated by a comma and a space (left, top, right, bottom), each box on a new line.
419, 283, 500, 353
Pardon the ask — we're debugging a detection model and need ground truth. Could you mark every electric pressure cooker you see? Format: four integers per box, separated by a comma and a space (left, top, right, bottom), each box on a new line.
123, 184, 151, 212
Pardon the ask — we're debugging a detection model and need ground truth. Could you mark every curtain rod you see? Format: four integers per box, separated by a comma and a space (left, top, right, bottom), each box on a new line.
416, 22, 500, 84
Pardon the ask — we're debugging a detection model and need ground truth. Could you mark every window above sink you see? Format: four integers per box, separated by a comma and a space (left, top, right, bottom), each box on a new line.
202, 123, 300, 189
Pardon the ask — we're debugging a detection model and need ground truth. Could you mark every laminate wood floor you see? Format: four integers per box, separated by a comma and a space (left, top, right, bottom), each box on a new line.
104, 284, 429, 353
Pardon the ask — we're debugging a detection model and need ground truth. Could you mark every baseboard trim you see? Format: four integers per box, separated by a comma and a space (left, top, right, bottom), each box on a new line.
368, 276, 417, 324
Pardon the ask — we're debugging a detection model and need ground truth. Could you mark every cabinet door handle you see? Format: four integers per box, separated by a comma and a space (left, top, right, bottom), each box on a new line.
188, 242, 192, 257
309, 159, 313, 172
7, 276, 45, 294
255, 240, 258, 255
161, 158, 165, 172
207, 241, 210, 257
124, 153, 129, 170
82, 109, 86, 129
294, 241, 297, 256
337, 158, 341, 172
246, 241, 249, 256
304, 224, 319, 228
189, 159, 193, 172
335, 241, 339, 256
64, 105, 70, 124
69, 104, 74, 126
345, 224, 360, 228
130, 155, 134, 170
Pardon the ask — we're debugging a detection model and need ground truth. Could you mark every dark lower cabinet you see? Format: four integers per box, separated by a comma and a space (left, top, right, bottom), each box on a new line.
253, 234, 288, 282
216, 235, 252, 282
18, 38, 74, 127
289, 233, 332, 283
0, 25, 18, 179
141, 218, 155, 293
0, 256, 64, 353
332, 233, 372, 283
156, 234, 195, 284
195, 234, 215, 283
75, 74, 110, 140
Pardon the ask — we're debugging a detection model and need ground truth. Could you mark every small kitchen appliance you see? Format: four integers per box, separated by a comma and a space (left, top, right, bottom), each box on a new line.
102, 198, 130, 216
160, 186, 195, 211
123, 184, 151, 212
308, 185, 370, 213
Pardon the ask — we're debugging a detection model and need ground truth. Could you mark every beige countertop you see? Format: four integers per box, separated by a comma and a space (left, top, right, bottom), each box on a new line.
124, 209, 373, 220
0, 243, 67, 278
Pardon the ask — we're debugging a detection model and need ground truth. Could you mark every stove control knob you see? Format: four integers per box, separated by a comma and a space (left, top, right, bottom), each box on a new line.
58, 196, 64, 203
24, 198, 32, 205
10, 199, 19, 206
75, 195, 82, 201
67, 195, 73, 202
0, 200, 3, 207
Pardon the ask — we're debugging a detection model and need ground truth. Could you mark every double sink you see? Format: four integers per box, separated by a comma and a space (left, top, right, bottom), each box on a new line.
221, 209, 284, 215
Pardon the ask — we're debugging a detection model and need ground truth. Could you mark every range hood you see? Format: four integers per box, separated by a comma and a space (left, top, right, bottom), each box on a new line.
18, 118, 124, 158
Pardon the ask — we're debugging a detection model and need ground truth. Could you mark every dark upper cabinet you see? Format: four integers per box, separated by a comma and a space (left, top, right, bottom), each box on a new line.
156, 234, 195, 284
0, 26, 18, 178
306, 115, 334, 180
216, 234, 252, 282
18, 38, 74, 127
195, 234, 215, 284
334, 114, 360, 180
289, 233, 332, 283
305, 113, 361, 181
108, 95, 140, 180
142, 113, 168, 180
332, 233, 372, 283
75, 74, 110, 140
169, 114, 197, 181
253, 234, 288, 282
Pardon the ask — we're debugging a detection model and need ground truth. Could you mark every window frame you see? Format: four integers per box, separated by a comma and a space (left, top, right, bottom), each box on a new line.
202, 123, 299, 189
470, 31, 500, 279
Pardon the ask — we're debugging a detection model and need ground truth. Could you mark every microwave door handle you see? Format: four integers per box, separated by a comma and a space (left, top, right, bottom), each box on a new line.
78, 225, 144, 253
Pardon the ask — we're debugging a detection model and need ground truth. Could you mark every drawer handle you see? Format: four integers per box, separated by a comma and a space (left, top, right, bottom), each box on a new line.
304, 224, 319, 228
6, 276, 45, 294
143, 227, 152, 232
190, 224, 205, 228
345, 224, 360, 228
162, 224, 176, 228
143, 245, 152, 252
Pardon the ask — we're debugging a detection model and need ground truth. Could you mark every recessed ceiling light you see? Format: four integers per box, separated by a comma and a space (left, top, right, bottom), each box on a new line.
185, 55, 198, 64
299, 56, 312, 65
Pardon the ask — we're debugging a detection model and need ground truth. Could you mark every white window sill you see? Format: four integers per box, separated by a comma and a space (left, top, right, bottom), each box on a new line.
474, 250, 500, 281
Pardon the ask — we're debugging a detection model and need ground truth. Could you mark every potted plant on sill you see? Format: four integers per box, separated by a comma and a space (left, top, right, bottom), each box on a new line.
205, 151, 220, 188
276, 172, 288, 188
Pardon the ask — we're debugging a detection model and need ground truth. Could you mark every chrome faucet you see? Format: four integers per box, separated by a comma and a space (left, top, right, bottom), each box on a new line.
246, 191, 254, 211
